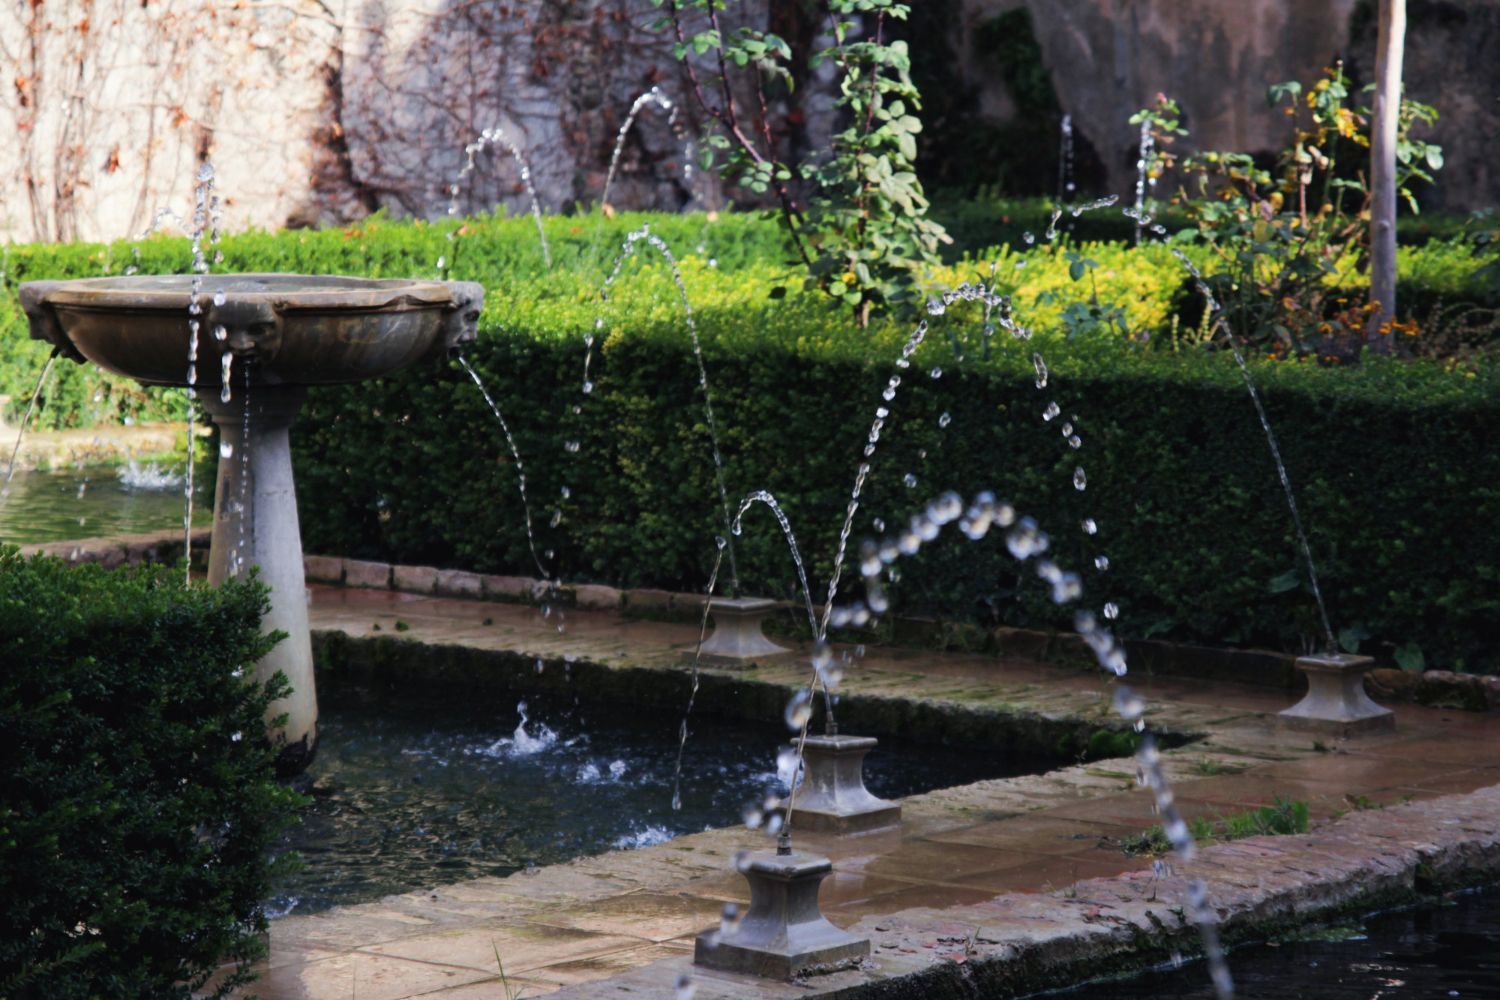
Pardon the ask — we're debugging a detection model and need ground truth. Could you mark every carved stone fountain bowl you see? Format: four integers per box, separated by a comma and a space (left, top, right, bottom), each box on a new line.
20, 273, 482, 388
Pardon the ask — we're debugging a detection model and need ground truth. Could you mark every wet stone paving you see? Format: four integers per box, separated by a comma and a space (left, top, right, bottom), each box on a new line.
216, 583, 1500, 999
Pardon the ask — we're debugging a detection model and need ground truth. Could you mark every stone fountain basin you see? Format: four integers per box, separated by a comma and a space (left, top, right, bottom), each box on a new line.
19, 273, 481, 387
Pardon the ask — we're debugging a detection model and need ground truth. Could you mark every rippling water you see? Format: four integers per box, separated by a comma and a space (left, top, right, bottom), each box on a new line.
272, 685, 1052, 916
0, 463, 208, 544
1056, 886, 1500, 998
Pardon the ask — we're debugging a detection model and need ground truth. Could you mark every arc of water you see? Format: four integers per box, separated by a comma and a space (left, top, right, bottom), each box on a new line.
1171, 249, 1337, 652
456, 354, 551, 582
819, 283, 1010, 643
1134, 119, 1155, 247
1057, 113, 1075, 204
829, 491, 1232, 999
447, 126, 551, 268
600, 87, 690, 212
670, 489, 824, 812
579, 225, 740, 592
0, 351, 60, 514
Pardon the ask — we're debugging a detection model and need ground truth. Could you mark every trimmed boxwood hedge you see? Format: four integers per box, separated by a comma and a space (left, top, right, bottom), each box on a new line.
283, 250, 1498, 673
3, 211, 1497, 671
0, 552, 302, 998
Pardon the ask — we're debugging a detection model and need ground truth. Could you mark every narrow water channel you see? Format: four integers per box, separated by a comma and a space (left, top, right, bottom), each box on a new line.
1055, 885, 1500, 998
0, 463, 208, 543
272, 684, 1061, 917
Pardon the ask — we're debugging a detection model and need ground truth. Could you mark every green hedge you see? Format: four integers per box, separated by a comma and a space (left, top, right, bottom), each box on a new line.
3, 212, 1498, 671
3, 207, 1495, 429
0, 552, 302, 998
279, 248, 1499, 672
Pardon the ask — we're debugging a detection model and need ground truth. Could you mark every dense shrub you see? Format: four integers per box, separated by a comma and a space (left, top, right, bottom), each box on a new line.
0, 552, 302, 998
282, 252, 1499, 672
2, 207, 1493, 428
3, 211, 1497, 672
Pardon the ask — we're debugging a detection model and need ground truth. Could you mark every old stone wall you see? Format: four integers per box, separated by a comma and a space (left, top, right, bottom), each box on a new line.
0, 0, 1492, 246
956, 0, 1496, 211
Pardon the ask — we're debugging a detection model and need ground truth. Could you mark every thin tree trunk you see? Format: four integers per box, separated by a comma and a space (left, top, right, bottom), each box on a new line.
1366, 0, 1405, 352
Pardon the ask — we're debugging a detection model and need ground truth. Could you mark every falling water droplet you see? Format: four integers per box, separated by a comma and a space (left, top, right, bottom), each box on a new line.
903, 473, 918, 488
1113, 685, 1147, 722
926, 299, 946, 316
938, 412, 952, 428
582, 380, 594, 394
1073, 467, 1087, 491
1061, 422, 1073, 436
1095, 554, 1110, 571
212, 290, 226, 307
1033, 354, 1049, 389
1082, 517, 1098, 535
1043, 401, 1061, 421
564, 440, 580, 453
220, 441, 233, 459
1023, 232, 1036, 245
1069, 434, 1082, 449
1104, 602, 1120, 620
929, 367, 943, 379
783, 689, 813, 730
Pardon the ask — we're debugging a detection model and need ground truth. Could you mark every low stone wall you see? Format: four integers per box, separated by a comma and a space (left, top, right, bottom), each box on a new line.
0, 423, 187, 473
30, 531, 1500, 712
744, 788, 1500, 999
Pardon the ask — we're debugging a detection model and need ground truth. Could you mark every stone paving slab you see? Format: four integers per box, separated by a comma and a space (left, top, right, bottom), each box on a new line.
235, 587, 1500, 998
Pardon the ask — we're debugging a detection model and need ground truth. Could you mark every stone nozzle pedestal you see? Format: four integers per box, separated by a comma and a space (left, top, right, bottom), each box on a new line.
693, 847, 869, 979
696, 596, 790, 661
1279, 652, 1394, 736
790, 735, 901, 834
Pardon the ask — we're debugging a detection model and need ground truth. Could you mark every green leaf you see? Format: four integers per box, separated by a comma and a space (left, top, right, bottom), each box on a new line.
1269, 569, 1302, 594
1337, 625, 1371, 654
1394, 643, 1426, 673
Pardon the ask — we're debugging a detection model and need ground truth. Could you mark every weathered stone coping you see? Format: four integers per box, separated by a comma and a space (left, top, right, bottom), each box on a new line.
552, 786, 1500, 998
0, 421, 186, 472
25, 529, 1500, 711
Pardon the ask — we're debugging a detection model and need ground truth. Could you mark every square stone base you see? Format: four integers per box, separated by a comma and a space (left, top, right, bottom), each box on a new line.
792, 802, 902, 835
1278, 711, 1396, 738
693, 928, 869, 979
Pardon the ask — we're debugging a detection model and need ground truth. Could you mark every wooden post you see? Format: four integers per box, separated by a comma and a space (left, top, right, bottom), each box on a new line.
1366, 0, 1405, 352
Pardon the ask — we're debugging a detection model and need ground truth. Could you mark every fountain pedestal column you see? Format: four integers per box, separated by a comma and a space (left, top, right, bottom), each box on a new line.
200, 384, 317, 771
792, 735, 901, 834
694, 847, 868, 978
697, 597, 790, 661
1279, 652, 1394, 737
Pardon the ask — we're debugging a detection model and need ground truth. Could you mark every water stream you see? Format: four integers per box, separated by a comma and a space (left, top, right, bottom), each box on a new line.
1170, 249, 1338, 652
0, 352, 60, 509
446, 126, 551, 268
456, 354, 551, 582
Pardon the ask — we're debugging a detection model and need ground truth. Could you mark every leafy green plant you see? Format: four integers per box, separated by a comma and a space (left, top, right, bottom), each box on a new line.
0, 551, 305, 998
1174, 65, 1445, 358
1122, 796, 1309, 855
650, 0, 949, 323
5, 211, 1498, 671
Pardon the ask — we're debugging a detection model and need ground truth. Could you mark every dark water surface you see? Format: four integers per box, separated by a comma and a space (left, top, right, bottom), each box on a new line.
0, 463, 208, 544
1055, 886, 1500, 999
272, 684, 1056, 917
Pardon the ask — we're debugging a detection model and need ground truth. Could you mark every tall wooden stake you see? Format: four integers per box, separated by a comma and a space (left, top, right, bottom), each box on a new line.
1367, 0, 1405, 352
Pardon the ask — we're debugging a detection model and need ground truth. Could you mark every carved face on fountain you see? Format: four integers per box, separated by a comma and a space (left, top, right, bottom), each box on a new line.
18, 274, 483, 387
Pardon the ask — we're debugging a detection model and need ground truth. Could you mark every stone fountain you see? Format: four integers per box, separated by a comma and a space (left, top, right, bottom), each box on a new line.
20, 274, 483, 770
